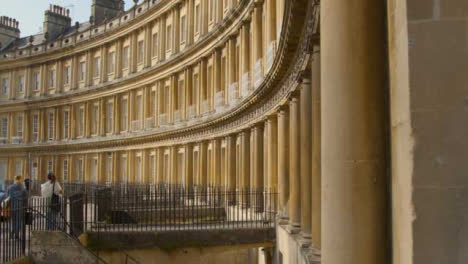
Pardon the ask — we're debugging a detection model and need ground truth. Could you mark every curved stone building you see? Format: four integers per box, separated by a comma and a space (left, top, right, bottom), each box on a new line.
1, 0, 468, 264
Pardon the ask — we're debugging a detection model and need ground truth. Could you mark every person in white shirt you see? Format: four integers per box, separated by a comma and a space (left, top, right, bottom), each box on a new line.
41, 173, 62, 198
41, 173, 62, 230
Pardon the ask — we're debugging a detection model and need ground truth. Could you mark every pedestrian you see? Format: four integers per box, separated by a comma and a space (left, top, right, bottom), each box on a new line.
41, 173, 62, 230
6, 175, 27, 239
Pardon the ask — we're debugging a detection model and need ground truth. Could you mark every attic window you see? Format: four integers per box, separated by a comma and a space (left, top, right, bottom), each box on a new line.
138, 8, 142, 13
34, 48, 39, 51
80, 34, 84, 39
94, 29, 99, 33
124, 15, 128, 20
65, 39, 69, 43
18, 51, 23, 55
49, 43, 54, 48
109, 23, 113, 27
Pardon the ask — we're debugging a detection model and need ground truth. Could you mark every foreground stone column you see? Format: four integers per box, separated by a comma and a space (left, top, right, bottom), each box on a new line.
277, 107, 289, 220
321, 0, 387, 262
288, 96, 300, 231
311, 44, 321, 249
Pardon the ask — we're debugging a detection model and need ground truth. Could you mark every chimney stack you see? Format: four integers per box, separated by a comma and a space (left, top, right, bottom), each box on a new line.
0, 16, 20, 50
43, 5, 72, 40
92, 0, 125, 25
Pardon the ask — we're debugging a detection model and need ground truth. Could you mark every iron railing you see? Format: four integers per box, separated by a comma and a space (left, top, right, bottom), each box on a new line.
0, 182, 277, 263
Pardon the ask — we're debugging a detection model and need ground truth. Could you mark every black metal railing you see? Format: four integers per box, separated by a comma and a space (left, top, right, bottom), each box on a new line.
0, 182, 277, 263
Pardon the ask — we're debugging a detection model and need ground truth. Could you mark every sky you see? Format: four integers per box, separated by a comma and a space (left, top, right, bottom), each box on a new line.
0, 0, 136, 37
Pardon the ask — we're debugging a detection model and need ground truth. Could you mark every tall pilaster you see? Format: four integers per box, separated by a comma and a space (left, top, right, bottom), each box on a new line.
321, 0, 387, 262
288, 96, 300, 231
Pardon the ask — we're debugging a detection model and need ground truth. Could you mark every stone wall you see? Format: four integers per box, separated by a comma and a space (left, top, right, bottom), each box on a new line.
388, 0, 468, 263
29, 231, 98, 264
98, 245, 251, 264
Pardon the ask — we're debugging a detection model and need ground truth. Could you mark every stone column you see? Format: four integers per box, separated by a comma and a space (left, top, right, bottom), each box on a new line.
321, 0, 387, 262
145, 25, 152, 68
277, 107, 289, 219
266, 0, 277, 47
227, 135, 237, 194
252, 124, 264, 211
252, 4, 263, 65
252, 124, 264, 191
185, 143, 194, 187
288, 95, 300, 231
170, 145, 177, 184
311, 44, 321, 249
240, 130, 250, 207
300, 76, 312, 241
156, 148, 164, 184
240, 21, 250, 95
214, 138, 223, 187
114, 95, 120, 134
200, 141, 208, 187
267, 116, 278, 209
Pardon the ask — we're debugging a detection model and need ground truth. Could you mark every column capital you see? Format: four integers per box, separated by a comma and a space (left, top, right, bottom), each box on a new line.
289, 91, 300, 102
241, 16, 251, 25
298, 72, 312, 85
253, 0, 264, 9
276, 104, 289, 115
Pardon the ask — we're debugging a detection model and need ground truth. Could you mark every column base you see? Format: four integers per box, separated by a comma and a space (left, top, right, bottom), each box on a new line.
299, 233, 312, 248
277, 215, 289, 225
286, 223, 301, 234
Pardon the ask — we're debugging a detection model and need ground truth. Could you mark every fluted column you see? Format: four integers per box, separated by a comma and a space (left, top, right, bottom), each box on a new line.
321, 0, 387, 262
240, 130, 250, 207
277, 107, 289, 220
311, 44, 321, 249
288, 95, 300, 231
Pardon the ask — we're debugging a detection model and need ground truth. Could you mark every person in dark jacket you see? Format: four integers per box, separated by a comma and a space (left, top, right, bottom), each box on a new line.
6, 175, 27, 238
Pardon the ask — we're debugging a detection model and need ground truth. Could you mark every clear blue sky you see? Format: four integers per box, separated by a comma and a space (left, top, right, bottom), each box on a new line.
1, 0, 136, 37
